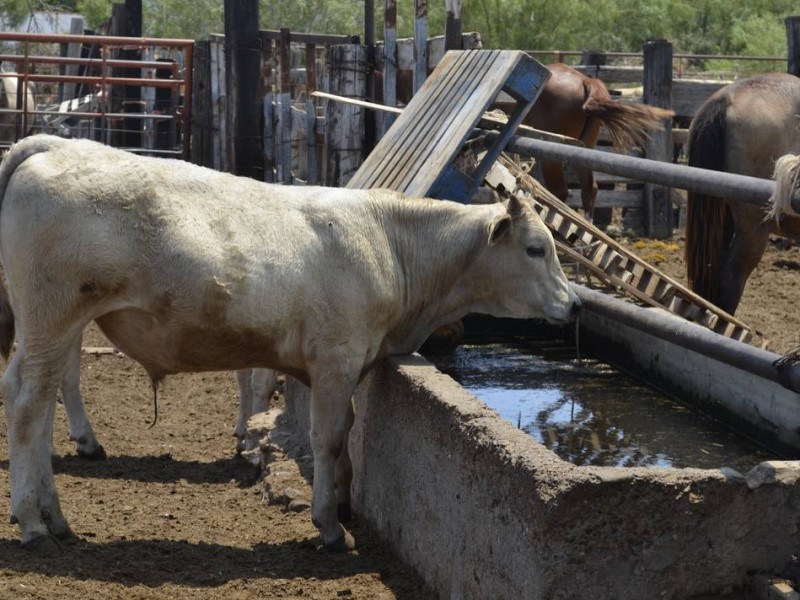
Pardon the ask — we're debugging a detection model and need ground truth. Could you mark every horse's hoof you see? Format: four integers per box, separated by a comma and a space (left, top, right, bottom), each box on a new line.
337, 502, 352, 523
21, 534, 64, 555
77, 445, 107, 461
323, 529, 356, 553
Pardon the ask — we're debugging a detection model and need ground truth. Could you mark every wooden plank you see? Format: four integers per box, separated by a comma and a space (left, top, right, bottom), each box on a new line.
349, 50, 475, 190
357, 51, 528, 196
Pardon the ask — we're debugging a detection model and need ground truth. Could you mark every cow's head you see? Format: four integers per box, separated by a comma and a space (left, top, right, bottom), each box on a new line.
480, 195, 580, 323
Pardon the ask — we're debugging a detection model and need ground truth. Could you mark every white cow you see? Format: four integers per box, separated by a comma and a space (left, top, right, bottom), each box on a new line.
0, 134, 579, 554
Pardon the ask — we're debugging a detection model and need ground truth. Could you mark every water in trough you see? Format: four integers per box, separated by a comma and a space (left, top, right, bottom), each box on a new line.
426, 329, 778, 472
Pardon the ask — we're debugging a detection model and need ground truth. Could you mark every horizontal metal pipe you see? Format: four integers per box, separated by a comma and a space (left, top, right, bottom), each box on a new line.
494, 133, 777, 208
575, 285, 800, 393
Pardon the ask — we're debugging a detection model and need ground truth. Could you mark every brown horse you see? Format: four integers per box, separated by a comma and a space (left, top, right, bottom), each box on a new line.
494, 63, 673, 219
685, 73, 800, 315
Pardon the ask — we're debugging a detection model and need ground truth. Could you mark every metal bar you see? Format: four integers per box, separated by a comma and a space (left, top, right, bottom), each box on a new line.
259, 30, 352, 45
0, 31, 193, 47
10, 73, 185, 88
497, 133, 776, 206
0, 54, 179, 70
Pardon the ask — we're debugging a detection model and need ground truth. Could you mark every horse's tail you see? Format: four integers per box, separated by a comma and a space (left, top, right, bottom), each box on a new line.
581, 78, 674, 151
0, 135, 63, 359
684, 93, 730, 305
767, 154, 800, 222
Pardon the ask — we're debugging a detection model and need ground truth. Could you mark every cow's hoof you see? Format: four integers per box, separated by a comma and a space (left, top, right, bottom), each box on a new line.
337, 502, 352, 523
21, 534, 64, 556
77, 445, 107, 461
54, 527, 80, 546
323, 529, 356, 553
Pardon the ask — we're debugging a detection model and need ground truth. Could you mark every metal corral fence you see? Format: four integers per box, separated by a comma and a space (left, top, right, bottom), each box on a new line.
0, 31, 193, 158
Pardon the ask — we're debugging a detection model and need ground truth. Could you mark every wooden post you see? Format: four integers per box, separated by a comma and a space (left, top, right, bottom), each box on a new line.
277, 28, 293, 184
786, 17, 800, 77
413, 0, 429, 93
325, 43, 366, 187
224, 0, 262, 180
643, 38, 674, 239
364, 0, 376, 152
60, 17, 85, 103
305, 43, 319, 184
190, 40, 212, 167
262, 36, 276, 182
444, 0, 463, 50
108, 1, 142, 148
380, 0, 398, 136
209, 34, 227, 171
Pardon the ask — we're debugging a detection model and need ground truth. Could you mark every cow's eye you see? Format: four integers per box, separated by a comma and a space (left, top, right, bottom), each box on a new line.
526, 245, 545, 258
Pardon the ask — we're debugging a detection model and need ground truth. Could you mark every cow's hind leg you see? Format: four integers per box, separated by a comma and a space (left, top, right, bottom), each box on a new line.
4, 336, 80, 553
334, 399, 355, 522
309, 373, 358, 552
61, 334, 105, 459
234, 368, 278, 453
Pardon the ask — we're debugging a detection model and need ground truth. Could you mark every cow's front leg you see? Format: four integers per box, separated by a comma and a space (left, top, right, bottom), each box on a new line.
309, 376, 358, 552
4, 351, 76, 553
61, 335, 105, 459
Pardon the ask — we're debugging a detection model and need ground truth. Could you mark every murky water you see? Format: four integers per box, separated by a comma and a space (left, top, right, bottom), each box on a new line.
427, 336, 778, 472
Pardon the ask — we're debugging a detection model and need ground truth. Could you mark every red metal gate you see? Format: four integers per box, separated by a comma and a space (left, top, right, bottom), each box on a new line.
0, 31, 193, 158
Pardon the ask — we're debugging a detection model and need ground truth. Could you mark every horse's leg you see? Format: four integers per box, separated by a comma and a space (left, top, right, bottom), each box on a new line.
573, 165, 598, 221
309, 366, 359, 551
61, 333, 106, 460
540, 159, 569, 203
576, 118, 602, 221
717, 213, 771, 315
4, 332, 80, 553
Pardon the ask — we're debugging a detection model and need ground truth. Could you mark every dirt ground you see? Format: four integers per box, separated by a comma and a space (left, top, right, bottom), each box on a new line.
0, 228, 798, 600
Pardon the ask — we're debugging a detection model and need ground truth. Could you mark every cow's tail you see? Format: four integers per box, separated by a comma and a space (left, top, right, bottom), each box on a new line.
0, 135, 62, 359
684, 94, 730, 305
581, 78, 674, 151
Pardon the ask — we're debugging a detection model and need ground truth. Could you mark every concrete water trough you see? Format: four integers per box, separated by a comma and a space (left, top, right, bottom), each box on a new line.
272, 281, 800, 600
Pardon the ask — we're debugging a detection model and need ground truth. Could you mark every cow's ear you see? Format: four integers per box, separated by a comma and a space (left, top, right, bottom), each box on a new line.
488, 213, 512, 245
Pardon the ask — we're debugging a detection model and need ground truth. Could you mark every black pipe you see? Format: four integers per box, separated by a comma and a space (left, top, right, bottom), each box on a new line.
486, 132, 777, 208
575, 285, 800, 393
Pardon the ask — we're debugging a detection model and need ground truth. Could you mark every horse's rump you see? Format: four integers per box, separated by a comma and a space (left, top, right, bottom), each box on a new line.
684, 93, 731, 305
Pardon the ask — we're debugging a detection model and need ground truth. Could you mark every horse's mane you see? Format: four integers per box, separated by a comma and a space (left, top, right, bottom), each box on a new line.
684, 92, 731, 306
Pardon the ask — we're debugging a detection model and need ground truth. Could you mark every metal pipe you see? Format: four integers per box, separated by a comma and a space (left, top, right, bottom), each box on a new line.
575, 285, 800, 393
493, 133, 777, 207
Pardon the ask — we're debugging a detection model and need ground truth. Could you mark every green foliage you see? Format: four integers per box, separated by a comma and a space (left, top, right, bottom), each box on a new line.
1, 0, 797, 62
